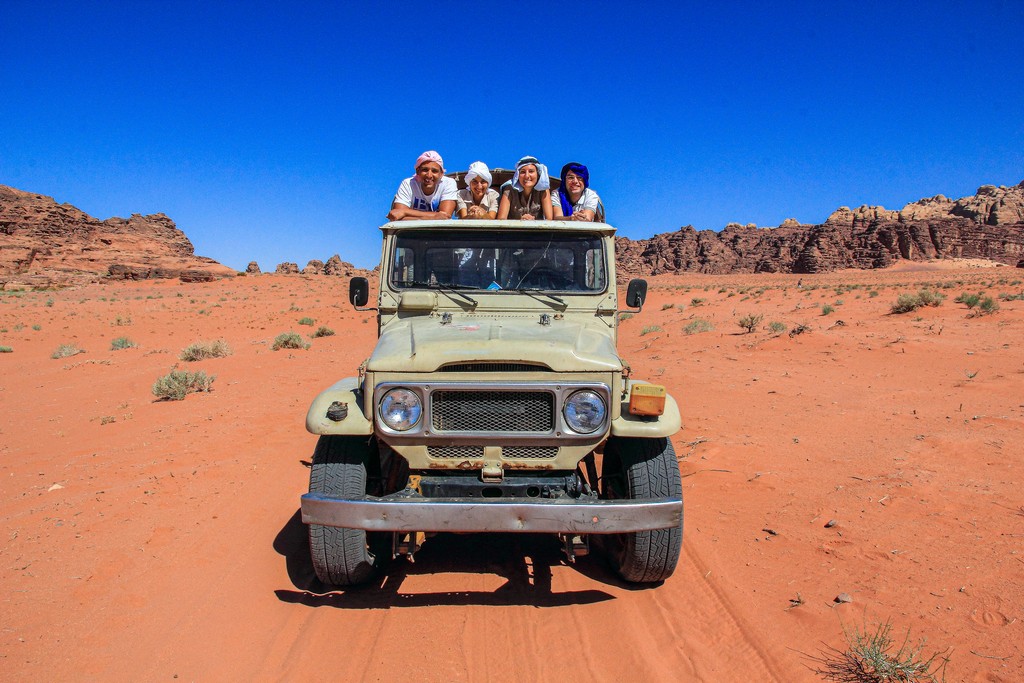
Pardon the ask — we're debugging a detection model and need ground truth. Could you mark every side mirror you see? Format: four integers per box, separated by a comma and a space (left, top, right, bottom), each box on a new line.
349, 277, 369, 308
626, 278, 648, 310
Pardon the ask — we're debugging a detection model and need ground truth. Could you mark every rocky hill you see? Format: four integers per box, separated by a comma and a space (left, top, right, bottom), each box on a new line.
616, 181, 1024, 276
0, 185, 235, 288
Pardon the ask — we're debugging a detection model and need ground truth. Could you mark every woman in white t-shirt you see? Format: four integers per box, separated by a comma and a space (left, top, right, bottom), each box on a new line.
387, 150, 459, 221
552, 162, 603, 222
456, 161, 500, 219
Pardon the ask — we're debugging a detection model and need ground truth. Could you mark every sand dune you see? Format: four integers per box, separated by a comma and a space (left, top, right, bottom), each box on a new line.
1, 267, 1021, 681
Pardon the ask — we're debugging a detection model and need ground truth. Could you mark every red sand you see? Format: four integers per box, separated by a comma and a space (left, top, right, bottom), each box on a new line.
1, 267, 1022, 681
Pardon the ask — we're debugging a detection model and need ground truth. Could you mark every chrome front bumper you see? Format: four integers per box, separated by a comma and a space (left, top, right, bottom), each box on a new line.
301, 493, 682, 534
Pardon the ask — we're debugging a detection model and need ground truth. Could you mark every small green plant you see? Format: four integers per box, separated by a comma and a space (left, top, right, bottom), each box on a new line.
273, 332, 310, 351
810, 618, 949, 682
737, 313, 763, 333
110, 337, 137, 351
46, 298, 54, 307
311, 326, 335, 338
954, 292, 981, 309
640, 325, 663, 336
152, 369, 215, 401
51, 343, 83, 359
298, 316, 316, 326
683, 318, 713, 335
32, 324, 41, 331
0, 346, 12, 353
690, 297, 706, 307
619, 312, 634, 322
868, 290, 879, 298
768, 321, 787, 336
821, 304, 835, 316
973, 296, 999, 316
916, 289, 945, 307
890, 294, 921, 314
114, 315, 132, 326
660, 303, 674, 311
179, 340, 232, 361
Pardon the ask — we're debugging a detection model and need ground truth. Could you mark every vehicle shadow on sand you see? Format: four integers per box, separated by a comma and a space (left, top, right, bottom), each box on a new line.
273, 510, 628, 609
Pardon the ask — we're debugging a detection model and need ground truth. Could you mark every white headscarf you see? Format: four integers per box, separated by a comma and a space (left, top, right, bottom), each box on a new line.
512, 155, 550, 192
465, 161, 492, 187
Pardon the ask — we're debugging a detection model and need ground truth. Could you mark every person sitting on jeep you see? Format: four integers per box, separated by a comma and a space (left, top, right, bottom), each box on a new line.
497, 155, 553, 221
552, 162, 604, 222
456, 161, 500, 219
387, 150, 459, 221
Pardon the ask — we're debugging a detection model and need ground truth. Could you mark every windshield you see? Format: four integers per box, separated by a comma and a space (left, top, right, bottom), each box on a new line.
390, 230, 607, 293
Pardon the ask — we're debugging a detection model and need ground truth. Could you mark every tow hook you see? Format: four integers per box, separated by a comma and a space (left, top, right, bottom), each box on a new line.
559, 533, 589, 563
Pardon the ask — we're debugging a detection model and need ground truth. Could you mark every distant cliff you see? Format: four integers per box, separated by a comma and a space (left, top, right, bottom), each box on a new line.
0, 185, 235, 288
616, 181, 1024, 276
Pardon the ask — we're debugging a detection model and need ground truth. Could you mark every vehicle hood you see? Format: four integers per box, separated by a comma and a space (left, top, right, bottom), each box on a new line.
367, 316, 620, 373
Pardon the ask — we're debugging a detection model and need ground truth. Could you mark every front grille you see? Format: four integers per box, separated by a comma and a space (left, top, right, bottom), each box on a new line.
431, 390, 554, 433
428, 445, 484, 459
503, 446, 558, 459
441, 362, 551, 373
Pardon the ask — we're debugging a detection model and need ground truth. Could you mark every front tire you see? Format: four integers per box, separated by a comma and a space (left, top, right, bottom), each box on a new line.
308, 435, 380, 586
600, 437, 683, 583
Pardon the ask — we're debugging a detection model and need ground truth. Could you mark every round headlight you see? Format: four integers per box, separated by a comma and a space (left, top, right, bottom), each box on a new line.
563, 390, 607, 434
379, 388, 422, 431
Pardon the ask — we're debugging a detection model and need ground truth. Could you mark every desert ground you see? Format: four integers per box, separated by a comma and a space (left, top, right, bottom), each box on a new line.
1, 263, 1022, 682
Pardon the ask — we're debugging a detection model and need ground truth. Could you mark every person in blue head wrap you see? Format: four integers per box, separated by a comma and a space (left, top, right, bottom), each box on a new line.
497, 155, 553, 220
552, 162, 604, 222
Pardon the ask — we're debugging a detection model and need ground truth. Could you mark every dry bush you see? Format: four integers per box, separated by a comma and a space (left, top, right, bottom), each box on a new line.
179, 339, 232, 361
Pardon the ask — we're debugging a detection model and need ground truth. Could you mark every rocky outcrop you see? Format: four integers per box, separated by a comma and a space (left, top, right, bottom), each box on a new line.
272, 254, 371, 277
245, 261, 261, 274
0, 184, 235, 288
275, 262, 299, 275
617, 181, 1024, 277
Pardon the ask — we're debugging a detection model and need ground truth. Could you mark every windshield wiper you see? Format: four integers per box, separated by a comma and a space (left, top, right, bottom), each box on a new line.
406, 280, 478, 306
508, 288, 566, 306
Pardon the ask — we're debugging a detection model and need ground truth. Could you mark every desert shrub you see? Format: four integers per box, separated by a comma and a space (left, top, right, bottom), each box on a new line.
810, 619, 948, 683
997, 291, 1024, 301
273, 332, 310, 351
51, 344, 83, 359
640, 325, 663, 336
954, 292, 981, 309
110, 337, 137, 351
0, 346, 12, 353
821, 304, 835, 316
683, 318, 713, 335
737, 313, 763, 333
311, 326, 335, 338
298, 316, 315, 326
768, 321, 787, 336
619, 312, 634, 322
915, 289, 945, 307
114, 315, 132, 326
973, 296, 1000, 316
890, 294, 921, 314
179, 339, 232, 361
868, 290, 879, 298
690, 297, 706, 307
660, 303, 674, 311
152, 369, 215, 401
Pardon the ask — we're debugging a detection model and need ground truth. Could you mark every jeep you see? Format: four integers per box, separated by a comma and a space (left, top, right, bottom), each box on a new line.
302, 219, 683, 585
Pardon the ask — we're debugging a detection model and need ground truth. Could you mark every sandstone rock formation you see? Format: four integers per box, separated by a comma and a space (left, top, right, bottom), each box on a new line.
275, 262, 299, 275
272, 254, 370, 278
0, 185, 235, 288
246, 261, 261, 274
617, 181, 1024, 277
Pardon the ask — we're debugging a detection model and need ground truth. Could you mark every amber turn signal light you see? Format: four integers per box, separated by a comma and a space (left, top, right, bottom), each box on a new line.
628, 384, 666, 416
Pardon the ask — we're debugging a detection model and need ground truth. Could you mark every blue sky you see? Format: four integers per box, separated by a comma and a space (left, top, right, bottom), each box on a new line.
2, 0, 1022, 271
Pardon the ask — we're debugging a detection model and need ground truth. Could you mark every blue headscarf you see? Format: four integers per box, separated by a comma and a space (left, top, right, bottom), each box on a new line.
557, 162, 589, 216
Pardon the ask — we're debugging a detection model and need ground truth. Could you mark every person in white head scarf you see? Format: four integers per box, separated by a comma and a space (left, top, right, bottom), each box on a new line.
497, 155, 553, 220
456, 161, 500, 219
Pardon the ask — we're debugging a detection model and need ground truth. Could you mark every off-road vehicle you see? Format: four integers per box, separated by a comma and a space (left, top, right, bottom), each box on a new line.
302, 218, 683, 585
